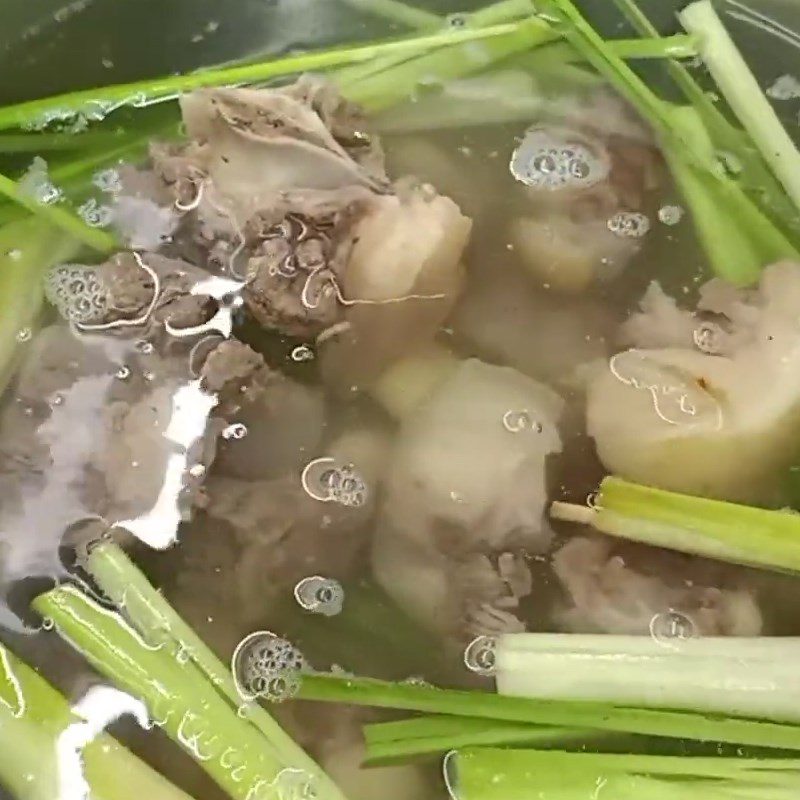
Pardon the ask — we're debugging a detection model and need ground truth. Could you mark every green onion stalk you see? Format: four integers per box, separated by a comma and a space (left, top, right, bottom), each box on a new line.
0, 642, 194, 800
295, 672, 800, 752
453, 748, 800, 800
34, 585, 349, 800
542, 0, 800, 284
495, 632, 800, 723
551, 476, 800, 575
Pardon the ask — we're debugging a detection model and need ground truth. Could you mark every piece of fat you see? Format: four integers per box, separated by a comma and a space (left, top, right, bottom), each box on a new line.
319, 184, 471, 390
368, 343, 459, 420
383, 358, 563, 551
510, 214, 639, 294
587, 261, 800, 503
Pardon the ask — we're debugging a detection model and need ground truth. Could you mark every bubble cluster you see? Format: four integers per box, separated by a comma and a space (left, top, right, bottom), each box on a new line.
658, 204, 684, 226
222, 423, 248, 441
293, 576, 344, 616
78, 198, 115, 228
510, 127, 610, 191
231, 631, 306, 702
463, 635, 497, 676
607, 211, 651, 238
502, 410, 543, 434
92, 168, 123, 195
19, 157, 63, 206
650, 610, 697, 646
301, 457, 368, 508
693, 321, 724, 355
44, 264, 108, 324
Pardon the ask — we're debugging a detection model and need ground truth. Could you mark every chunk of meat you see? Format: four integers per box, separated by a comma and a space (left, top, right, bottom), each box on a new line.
551, 536, 762, 636
372, 359, 561, 641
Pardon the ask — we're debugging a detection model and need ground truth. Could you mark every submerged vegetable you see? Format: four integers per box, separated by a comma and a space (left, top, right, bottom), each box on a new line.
587, 262, 800, 503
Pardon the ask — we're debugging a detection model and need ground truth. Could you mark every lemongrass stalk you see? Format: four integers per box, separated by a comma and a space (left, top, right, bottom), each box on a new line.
544, 0, 800, 281
85, 542, 332, 782
0, 130, 129, 153
0, 23, 528, 132
0, 643, 195, 800
343, 16, 558, 111
0, 218, 80, 391
495, 633, 800, 723
680, 0, 800, 214
0, 172, 116, 252
551, 476, 800, 574
612, 0, 800, 239
296, 672, 800, 751
454, 748, 800, 800
371, 35, 698, 134
363, 715, 597, 765
334, 2, 549, 100
34, 585, 349, 800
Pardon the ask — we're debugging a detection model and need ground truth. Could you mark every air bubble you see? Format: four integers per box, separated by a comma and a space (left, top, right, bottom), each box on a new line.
40, 617, 55, 631
658, 205, 684, 226
44, 264, 109, 324
222, 423, 248, 440
293, 576, 344, 616
510, 127, 610, 190
301, 458, 368, 507
135, 340, 154, 355
231, 631, 306, 702
463, 635, 497, 676
502, 410, 543, 434
115, 365, 131, 380
188, 464, 206, 478
274, 768, 319, 800
446, 12, 468, 27
693, 321, 723, 355
143, 371, 156, 382
15, 328, 32, 343
650, 611, 697, 646
291, 344, 315, 362
78, 198, 115, 228
607, 211, 650, 238
7, 249, 22, 261
92, 168, 123, 194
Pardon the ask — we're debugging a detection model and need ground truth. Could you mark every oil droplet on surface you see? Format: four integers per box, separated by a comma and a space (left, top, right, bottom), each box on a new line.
650, 610, 697, 646
607, 211, 650, 238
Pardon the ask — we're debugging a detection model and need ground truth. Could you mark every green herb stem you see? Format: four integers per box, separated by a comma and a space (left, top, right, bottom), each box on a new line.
0, 172, 116, 252
454, 748, 800, 800
551, 475, 800, 575
0, 23, 532, 132
363, 715, 596, 765
85, 543, 333, 783
33, 585, 348, 800
680, 0, 800, 215
296, 673, 800, 751
0, 643, 195, 800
